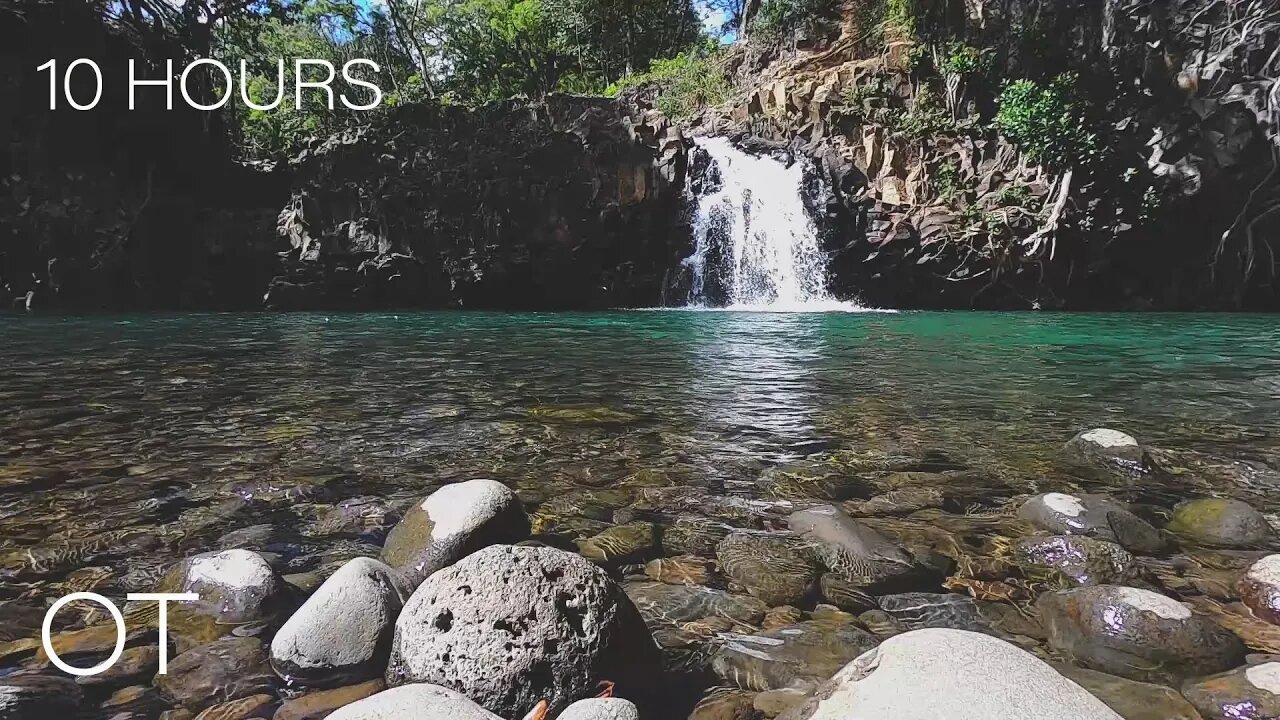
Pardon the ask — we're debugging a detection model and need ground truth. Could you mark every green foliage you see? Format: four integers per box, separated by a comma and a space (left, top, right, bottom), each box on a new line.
996, 73, 1099, 169
884, 0, 916, 39
750, 0, 840, 42
995, 184, 1036, 208
939, 42, 990, 77
933, 158, 962, 203
896, 84, 952, 139
435, 0, 565, 102
606, 46, 730, 119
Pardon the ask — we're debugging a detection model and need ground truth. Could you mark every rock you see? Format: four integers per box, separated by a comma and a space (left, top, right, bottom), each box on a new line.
818, 574, 877, 613
624, 582, 768, 627
557, 697, 640, 720
379, 479, 530, 586
688, 688, 758, 720
271, 680, 385, 720
1062, 428, 1148, 476
1167, 498, 1272, 548
712, 611, 879, 692
305, 497, 399, 541
760, 464, 862, 501
194, 694, 276, 720
877, 592, 998, 634
662, 517, 731, 557
154, 636, 278, 712
1012, 535, 1135, 586
1182, 662, 1280, 720
858, 610, 906, 639
787, 505, 916, 590
577, 522, 658, 566
1053, 664, 1202, 720
158, 549, 290, 624
326, 684, 500, 720
1038, 585, 1246, 683
777, 628, 1122, 720
386, 545, 659, 717
717, 534, 819, 606
755, 688, 807, 717
1016, 493, 1164, 553
643, 555, 715, 585
0, 675, 84, 719
762, 605, 803, 629
76, 645, 160, 687
1239, 554, 1280, 624
271, 557, 410, 688
103, 684, 168, 715
851, 487, 945, 516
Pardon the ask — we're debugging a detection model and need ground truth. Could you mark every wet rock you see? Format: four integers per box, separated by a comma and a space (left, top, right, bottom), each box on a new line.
818, 574, 876, 613
270, 557, 410, 688
558, 697, 640, 720
712, 611, 878, 692
1037, 585, 1246, 683
643, 555, 715, 585
878, 593, 998, 634
1012, 535, 1135, 586
305, 497, 399, 541
1016, 493, 1164, 553
76, 645, 160, 687
0, 675, 84, 719
271, 679, 385, 720
577, 522, 658, 566
380, 479, 530, 587
104, 684, 169, 716
154, 636, 278, 712
1053, 664, 1201, 720
386, 545, 659, 717
158, 549, 290, 624
625, 582, 768, 626
717, 534, 819, 606
1239, 554, 1280, 624
787, 505, 917, 591
1182, 662, 1280, 720
777, 629, 1122, 720
1167, 498, 1272, 548
662, 517, 732, 557
194, 693, 276, 720
762, 605, 803, 629
754, 688, 807, 717
858, 610, 906, 639
688, 688, 759, 720
760, 464, 862, 501
326, 683, 500, 720
1062, 428, 1148, 476
849, 487, 945, 516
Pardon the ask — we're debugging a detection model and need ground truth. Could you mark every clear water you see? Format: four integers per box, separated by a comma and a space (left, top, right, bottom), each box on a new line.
686, 139, 854, 310
2, 310, 1280, 704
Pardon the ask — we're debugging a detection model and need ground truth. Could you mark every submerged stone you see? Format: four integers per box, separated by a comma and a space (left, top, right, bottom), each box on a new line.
1239, 554, 1280, 625
1182, 662, 1280, 720
625, 581, 768, 627
716, 533, 819, 607
1012, 535, 1135, 586
1167, 498, 1272, 548
1053, 663, 1202, 720
711, 611, 878, 692
577, 521, 659, 566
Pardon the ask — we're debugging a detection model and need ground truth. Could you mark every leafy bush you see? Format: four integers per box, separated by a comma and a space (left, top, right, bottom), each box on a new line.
750, 0, 840, 42
939, 42, 991, 77
996, 73, 1099, 169
605, 47, 730, 119
897, 84, 952, 138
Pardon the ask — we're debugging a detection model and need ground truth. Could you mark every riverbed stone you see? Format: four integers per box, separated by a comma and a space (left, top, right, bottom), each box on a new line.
787, 505, 917, 590
327, 684, 500, 720
379, 479, 530, 586
1167, 498, 1272, 548
1052, 663, 1202, 720
270, 557, 410, 688
158, 548, 290, 624
0, 675, 84, 719
272, 680, 385, 720
761, 464, 862, 501
712, 611, 879, 692
1037, 585, 1246, 683
877, 592, 999, 634
1016, 493, 1163, 553
688, 688, 758, 720
193, 693, 276, 720
1062, 428, 1148, 476
1182, 662, 1280, 720
643, 555, 715, 585
717, 533, 819, 606
662, 516, 732, 557
625, 581, 768, 627
1239, 554, 1280, 624
776, 629, 1122, 720
154, 636, 278, 712
577, 521, 659, 566
1013, 535, 1135, 586
75, 645, 160, 687
557, 697, 640, 720
386, 544, 659, 717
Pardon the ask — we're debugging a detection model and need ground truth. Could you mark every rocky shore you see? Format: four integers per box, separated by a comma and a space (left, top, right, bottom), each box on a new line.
3, 427, 1280, 719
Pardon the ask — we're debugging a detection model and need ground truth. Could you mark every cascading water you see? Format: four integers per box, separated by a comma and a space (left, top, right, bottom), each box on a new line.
683, 137, 857, 311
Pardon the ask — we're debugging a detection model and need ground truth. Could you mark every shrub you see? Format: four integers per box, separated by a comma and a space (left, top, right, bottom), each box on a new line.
751, 0, 841, 42
995, 73, 1099, 169
605, 46, 731, 120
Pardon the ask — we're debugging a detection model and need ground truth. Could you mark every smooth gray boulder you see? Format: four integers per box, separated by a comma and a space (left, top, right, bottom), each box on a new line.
271, 557, 411, 688
1167, 497, 1272, 548
386, 544, 659, 718
558, 697, 641, 720
326, 684, 501, 720
1238, 553, 1280, 624
1062, 428, 1148, 476
1182, 662, 1280, 720
1016, 493, 1164, 554
380, 479, 530, 587
157, 548, 288, 623
777, 628, 1122, 720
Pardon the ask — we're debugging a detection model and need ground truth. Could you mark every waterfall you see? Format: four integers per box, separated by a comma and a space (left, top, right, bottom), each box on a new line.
683, 137, 857, 311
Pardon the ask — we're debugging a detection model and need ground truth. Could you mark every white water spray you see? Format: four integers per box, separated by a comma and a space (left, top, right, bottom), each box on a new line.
684, 137, 861, 311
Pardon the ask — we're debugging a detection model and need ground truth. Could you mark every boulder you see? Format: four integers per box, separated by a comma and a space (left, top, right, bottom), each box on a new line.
624, 582, 768, 627
688, 688, 758, 720
271, 557, 411, 688
1238, 554, 1280, 624
380, 479, 530, 586
712, 610, 878, 692
1182, 662, 1280, 720
272, 679, 385, 720
385, 545, 659, 717
158, 548, 290, 623
877, 592, 998, 635
661, 517, 731, 557
577, 522, 658, 566
1037, 585, 1245, 683
0, 676, 84, 719
643, 555, 715, 586
716, 533, 819, 606
1062, 428, 1148, 476
557, 697, 641, 720
787, 505, 917, 590
1167, 498, 1272, 548
1053, 663, 1202, 720
326, 684, 500, 720
777, 628, 1122, 720
1012, 535, 1135, 586
1016, 493, 1164, 554
154, 636, 278, 712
